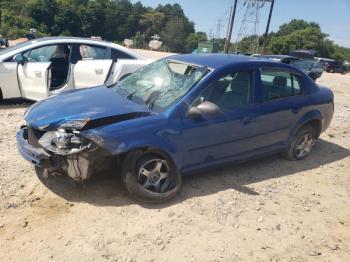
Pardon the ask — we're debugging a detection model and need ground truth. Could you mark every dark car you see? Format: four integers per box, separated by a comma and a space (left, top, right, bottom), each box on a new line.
289, 50, 317, 60
290, 59, 324, 80
322, 60, 347, 74
259, 55, 323, 81
17, 54, 334, 203
257, 54, 299, 64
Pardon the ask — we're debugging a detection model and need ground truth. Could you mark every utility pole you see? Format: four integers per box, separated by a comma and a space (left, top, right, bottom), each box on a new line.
262, 0, 275, 54
224, 0, 238, 53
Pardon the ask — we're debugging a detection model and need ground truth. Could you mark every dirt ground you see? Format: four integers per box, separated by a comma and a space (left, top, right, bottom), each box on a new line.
0, 71, 349, 262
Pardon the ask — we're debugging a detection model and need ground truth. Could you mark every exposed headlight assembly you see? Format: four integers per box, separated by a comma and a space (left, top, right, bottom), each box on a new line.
38, 129, 91, 155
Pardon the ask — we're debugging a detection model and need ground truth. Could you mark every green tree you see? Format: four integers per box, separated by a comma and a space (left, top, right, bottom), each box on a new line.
161, 17, 190, 53
132, 31, 147, 49
185, 32, 207, 52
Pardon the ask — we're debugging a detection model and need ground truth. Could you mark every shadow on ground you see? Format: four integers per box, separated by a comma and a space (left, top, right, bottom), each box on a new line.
0, 98, 33, 108
36, 139, 349, 208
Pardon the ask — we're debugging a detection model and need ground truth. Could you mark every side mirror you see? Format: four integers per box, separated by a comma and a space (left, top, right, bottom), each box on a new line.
14, 54, 25, 65
187, 101, 221, 119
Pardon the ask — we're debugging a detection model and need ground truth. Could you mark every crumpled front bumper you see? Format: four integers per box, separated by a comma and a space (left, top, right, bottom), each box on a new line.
16, 127, 51, 167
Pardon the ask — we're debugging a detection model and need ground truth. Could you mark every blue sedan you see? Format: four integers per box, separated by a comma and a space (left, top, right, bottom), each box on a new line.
17, 54, 334, 202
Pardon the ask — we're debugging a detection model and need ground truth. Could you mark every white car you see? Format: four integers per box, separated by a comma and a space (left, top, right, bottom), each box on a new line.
0, 37, 152, 101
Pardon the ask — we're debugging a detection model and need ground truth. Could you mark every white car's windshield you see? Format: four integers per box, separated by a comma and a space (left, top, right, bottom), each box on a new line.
113, 59, 209, 112
0, 40, 34, 56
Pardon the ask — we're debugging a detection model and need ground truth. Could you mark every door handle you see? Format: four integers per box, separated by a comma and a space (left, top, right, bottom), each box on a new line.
291, 107, 300, 114
95, 69, 103, 75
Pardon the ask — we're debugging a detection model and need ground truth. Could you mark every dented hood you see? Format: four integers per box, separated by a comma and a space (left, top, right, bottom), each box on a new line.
25, 86, 152, 130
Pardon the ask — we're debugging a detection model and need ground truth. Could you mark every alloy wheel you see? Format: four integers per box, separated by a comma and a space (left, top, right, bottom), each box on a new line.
138, 159, 171, 193
295, 133, 315, 158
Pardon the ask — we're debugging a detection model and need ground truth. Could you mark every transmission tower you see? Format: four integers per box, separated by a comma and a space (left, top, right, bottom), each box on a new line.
235, 0, 272, 53
215, 18, 224, 39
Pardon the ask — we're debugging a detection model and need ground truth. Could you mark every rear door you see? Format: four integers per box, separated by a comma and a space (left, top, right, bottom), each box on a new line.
255, 68, 308, 147
17, 45, 57, 100
73, 44, 113, 88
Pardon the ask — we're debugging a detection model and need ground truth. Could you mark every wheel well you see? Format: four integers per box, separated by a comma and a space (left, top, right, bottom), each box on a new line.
118, 147, 174, 166
302, 119, 322, 138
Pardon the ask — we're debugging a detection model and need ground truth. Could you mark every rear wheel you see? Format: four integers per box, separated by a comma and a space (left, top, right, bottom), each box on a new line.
283, 125, 316, 160
121, 150, 181, 203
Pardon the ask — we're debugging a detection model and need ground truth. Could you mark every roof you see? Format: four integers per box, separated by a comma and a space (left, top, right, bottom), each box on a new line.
0, 36, 146, 60
167, 53, 281, 69
30, 36, 111, 44
260, 55, 297, 59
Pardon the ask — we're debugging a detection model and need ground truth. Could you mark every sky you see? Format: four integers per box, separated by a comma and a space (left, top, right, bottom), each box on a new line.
131, 0, 350, 48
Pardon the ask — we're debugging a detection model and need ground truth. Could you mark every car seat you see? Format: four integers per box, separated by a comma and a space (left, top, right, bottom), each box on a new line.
216, 73, 250, 109
50, 45, 70, 89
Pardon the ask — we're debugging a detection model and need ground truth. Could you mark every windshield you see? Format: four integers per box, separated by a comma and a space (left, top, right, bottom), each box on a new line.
113, 59, 209, 112
0, 40, 34, 56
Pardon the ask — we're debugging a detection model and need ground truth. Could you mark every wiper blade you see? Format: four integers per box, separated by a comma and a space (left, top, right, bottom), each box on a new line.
126, 89, 139, 100
127, 85, 156, 101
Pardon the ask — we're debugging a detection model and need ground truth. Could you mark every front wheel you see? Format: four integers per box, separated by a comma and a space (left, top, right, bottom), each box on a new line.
283, 125, 316, 160
121, 150, 182, 203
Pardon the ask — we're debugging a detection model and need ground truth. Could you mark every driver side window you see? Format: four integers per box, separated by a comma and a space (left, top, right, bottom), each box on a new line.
195, 71, 254, 110
23, 45, 70, 62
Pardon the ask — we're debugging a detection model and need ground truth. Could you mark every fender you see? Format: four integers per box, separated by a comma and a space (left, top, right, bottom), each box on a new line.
287, 110, 323, 144
82, 127, 183, 169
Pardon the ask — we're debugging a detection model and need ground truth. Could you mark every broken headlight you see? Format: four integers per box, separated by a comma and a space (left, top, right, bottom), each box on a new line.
38, 129, 91, 155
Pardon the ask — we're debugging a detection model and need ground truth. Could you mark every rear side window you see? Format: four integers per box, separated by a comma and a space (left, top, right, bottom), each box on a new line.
79, 44, 109, 60
261, 69, 303, 101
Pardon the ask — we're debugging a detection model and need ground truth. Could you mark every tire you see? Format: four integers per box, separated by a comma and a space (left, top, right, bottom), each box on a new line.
283, 125, 317, 161
329, 69, 335, 73
341, 70, 346, 75
121, 150, 182, 203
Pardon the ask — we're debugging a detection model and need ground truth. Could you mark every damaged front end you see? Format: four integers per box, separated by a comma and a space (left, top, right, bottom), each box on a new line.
17, 122, 114, 182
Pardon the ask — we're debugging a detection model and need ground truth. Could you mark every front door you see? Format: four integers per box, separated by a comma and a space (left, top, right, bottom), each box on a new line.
181, 70, 262, 170
18, 62, 50, 100
17, 45, 55, 100
18, 44, 71, 101
72, 44, 113, 88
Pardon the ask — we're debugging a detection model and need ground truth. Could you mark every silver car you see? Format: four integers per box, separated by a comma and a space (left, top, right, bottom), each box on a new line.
0, 37, 152, 101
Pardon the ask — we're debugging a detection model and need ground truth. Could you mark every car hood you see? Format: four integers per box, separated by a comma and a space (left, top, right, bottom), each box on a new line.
25, 86, 152, 131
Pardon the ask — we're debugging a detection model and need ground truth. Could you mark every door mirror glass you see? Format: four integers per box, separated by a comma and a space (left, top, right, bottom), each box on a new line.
14, 54, 25, 64
188, 101, 221, 119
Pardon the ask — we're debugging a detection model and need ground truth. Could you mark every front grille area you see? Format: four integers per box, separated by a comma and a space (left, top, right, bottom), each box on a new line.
27, 127, 44, 147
